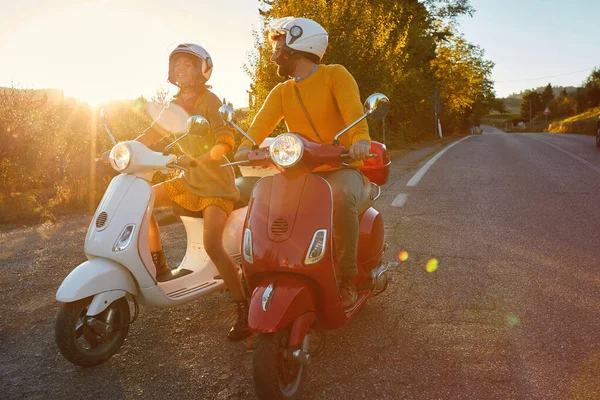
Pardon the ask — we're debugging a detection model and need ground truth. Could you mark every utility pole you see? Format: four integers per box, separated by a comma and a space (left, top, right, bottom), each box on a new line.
529, 100, 532, 128
433, 89, 438, 138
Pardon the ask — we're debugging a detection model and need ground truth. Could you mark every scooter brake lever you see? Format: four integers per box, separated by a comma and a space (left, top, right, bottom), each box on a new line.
220, 160, 251, 168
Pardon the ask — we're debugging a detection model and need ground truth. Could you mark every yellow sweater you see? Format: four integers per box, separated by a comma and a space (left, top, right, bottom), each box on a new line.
241, 64, 371, 171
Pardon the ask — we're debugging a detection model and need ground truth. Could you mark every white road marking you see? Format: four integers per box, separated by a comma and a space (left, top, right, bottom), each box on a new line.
533, 137, 600, 174
406, 136, 473, 187
392, 193, 408, 207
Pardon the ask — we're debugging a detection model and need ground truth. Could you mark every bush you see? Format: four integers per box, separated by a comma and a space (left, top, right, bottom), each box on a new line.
0, 86, 153, 225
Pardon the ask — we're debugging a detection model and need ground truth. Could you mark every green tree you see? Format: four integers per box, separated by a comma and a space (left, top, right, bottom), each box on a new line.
431, 31, 494, 130
520, 90, 543, 121
541, 83, 554, 107
247, 0, 480, 144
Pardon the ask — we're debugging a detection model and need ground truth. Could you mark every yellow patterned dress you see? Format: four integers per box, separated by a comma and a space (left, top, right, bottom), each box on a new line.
163, 135, 236, 215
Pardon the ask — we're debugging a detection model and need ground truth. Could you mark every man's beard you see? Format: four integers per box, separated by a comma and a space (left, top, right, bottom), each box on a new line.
275, 55, 294, 78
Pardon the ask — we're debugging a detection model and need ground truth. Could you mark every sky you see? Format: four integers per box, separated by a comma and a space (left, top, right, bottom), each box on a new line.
1, 0, 599, 106
459, 0, 600, 97
0, 0, 263, 107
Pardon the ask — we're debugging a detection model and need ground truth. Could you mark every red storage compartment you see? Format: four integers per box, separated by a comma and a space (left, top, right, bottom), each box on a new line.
360, 141, 390, 185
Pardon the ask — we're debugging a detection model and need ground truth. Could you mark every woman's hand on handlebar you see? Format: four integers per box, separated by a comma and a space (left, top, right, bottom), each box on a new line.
176, 154, 198, 169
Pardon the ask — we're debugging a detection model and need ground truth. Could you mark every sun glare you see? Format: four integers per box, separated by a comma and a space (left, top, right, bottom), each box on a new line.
14, 2, 166, 105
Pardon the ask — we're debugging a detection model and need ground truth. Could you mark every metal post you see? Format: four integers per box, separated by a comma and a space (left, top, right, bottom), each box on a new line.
434, 90, 438, 138
89, 108, 97, 214
529, 100, 532, 128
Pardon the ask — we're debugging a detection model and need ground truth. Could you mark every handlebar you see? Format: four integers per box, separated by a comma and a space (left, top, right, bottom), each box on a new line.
167, 157, 198, 172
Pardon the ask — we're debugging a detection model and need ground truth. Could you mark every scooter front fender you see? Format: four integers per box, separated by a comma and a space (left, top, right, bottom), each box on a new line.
248, 276, 316, 334
56, 258, 137, 303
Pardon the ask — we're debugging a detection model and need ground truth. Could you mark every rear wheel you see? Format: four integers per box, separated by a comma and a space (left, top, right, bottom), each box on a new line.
252, 329, 306, 400
55, 297, 130, 367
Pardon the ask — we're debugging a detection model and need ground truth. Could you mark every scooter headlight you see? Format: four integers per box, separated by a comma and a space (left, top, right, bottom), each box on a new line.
109, 143, 132, 172
269, 133, 303, 168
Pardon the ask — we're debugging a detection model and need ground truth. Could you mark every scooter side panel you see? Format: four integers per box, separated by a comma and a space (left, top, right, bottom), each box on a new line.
85, 177, 156, 290
355, 207, 385, 284
248, 276, 317, 333
56, 258, 137, 302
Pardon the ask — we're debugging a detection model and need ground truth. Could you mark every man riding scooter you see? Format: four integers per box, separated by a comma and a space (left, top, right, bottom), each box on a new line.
235, 17, 372, 309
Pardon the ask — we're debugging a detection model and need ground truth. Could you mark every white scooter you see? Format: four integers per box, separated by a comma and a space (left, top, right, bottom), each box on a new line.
54, 113, 269, 367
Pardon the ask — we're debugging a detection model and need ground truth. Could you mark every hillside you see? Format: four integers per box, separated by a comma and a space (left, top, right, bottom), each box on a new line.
548, 106, 600, 135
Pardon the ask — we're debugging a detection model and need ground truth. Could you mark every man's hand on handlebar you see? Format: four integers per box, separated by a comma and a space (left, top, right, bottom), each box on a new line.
348, 141, 371, 161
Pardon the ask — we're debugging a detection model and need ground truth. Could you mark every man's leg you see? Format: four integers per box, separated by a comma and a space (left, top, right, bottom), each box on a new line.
319, 168, 370, 308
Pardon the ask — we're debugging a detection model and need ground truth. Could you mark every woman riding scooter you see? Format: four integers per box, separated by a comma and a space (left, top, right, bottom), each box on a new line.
135, 43, 250, 341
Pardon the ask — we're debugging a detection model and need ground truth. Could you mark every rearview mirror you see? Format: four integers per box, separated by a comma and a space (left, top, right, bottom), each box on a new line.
99, 109, 116, 145
332, 93, 391, 144
186, 115, 210, 137
218, 104, 235, 124
364, 93, 390, 120
218, 104, 257, 148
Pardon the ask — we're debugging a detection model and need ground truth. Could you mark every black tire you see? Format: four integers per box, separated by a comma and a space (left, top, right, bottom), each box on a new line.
252, 330, 306, 400
55, 297, 130, 367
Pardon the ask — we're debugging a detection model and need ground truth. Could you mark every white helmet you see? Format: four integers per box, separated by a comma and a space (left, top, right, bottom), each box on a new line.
168, 43, 213, 85
267, 17, 329, 61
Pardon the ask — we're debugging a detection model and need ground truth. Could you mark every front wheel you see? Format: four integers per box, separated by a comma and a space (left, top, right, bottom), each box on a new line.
252, 330, 306, 400
55, 296, 130, 367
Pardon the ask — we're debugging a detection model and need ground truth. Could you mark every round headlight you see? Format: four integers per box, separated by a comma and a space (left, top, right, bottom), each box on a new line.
269, 134, 303, 168
109, 143, 132, 172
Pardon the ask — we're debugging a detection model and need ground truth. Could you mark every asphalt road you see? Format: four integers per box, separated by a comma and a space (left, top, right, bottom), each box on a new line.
1, 129, 598, 399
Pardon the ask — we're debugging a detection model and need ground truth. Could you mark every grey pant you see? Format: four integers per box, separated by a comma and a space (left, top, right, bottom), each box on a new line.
315, 168, 372, 277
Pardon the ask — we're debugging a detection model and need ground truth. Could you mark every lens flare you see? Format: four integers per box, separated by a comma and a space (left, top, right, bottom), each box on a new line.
505, 314, 520, 327
398, 250, 408, 262
425, 258, 439, 273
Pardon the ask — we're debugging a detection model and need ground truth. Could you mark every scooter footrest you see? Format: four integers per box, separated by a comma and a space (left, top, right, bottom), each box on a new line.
157, 268, 193, 282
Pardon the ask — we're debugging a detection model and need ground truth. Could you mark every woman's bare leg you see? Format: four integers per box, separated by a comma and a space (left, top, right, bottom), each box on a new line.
203, 205, 250, 340
202, 205, 246, 301
149, 183, 172, 253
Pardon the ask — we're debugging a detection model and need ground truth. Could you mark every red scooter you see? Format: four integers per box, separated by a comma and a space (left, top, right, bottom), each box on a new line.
220, 93, 395, 400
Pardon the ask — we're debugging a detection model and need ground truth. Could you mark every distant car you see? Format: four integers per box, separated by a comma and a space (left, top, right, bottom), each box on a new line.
470, 126, 483, 135
596, 117, 600, 148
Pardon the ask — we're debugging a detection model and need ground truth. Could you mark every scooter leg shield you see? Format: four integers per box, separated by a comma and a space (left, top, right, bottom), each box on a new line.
248, 277, 317, 334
